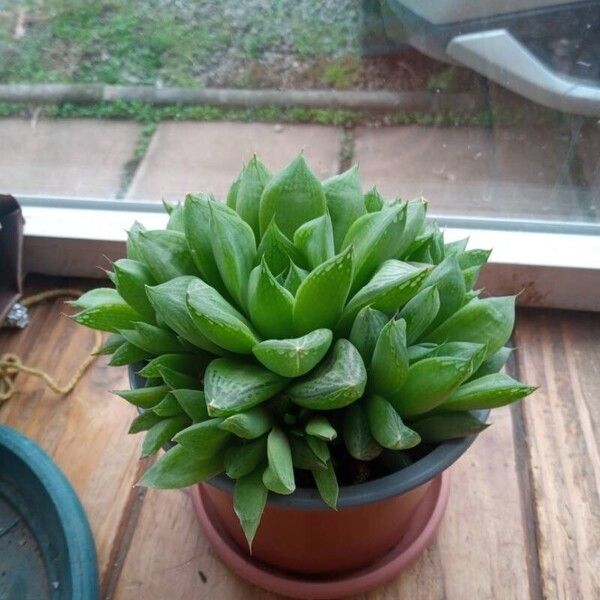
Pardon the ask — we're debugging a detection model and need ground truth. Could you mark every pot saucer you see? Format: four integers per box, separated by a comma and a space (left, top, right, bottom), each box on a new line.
192, 470, 449, 599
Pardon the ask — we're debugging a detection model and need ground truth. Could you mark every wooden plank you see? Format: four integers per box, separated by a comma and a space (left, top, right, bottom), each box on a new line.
0, 277, 143, 587
367, 406, 532, 600
114, 406, 531, 600
514, 309, 600, 600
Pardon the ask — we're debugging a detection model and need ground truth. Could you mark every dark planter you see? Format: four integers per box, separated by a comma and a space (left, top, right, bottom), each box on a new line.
129, 365, 487, 592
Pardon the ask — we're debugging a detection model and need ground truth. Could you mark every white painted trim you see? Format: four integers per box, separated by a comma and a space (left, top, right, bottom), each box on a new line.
20, 203, 600, 311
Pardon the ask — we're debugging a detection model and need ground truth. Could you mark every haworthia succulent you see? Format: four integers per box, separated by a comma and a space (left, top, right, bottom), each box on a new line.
112, 259, 156, 322
171, 389, 209, 422
363, 186, 384, 213
349, 306, 389, 365
369, 319, 409, 398
469, 346, 512, 380
293, 213, 335, 269
248, 259, 295, 339
257, 219, 307, 275
287, 339, 367, 410
409, 412, 489, 443
146, 277, 223, 354
137, 230, 198, 283
234, 156, 272, 241
263, 427, 295, 495
204, 359, 288, 416
252, 329, 333, 377
259, 155, 327, 239
343, 402, 382, 460
366, 395, 420, 450
293, 246, 354, 335
312, 460, 339, 509
398, 286, 440, 344
210, 201, 257, 309
323, 165, 366, 250
141, 414, 190, 457
219, 406, 273, 439
72, 288, 142, 333
225, 437, 267, 479
234, 467, 268, 548
186, 278, 260, 355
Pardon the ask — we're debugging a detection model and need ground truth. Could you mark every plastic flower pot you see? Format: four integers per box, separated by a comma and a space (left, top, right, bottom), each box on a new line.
130, 366, 487, 596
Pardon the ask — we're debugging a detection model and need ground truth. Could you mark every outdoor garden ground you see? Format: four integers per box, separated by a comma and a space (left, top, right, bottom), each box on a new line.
1, 275, 598, 599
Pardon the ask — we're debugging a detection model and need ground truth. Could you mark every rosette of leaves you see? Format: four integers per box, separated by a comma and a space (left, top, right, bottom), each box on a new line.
73, 155, 536, 547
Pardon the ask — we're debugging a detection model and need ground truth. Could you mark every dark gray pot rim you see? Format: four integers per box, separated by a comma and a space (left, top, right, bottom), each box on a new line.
129, 364, 488, 511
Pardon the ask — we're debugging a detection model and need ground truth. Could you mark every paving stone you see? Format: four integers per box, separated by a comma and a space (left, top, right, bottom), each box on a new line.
0, 118, 140, 198
126, 121, 342, 201
354, 124, 595, 222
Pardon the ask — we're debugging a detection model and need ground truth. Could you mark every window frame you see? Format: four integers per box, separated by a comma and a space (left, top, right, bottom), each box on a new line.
19, 195, 600, 312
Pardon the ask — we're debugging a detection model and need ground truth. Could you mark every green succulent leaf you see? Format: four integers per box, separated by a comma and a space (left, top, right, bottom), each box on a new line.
259, 154, 327, 239
398, 286, 441, 344
108, 342, 150, 366
225, 437, 267, 479
157, 366, 201, 390
171, 389, 209, 422
392, 357, 472, 417
146, 277, 223, 353
94, 333, 125, 356
248, 260, 295, 339
204, 359, 288, 416
138, 354, 202, 379
173, 418, 231, 455
183, 194, 229, 292
283, 260, 308, 295
323, 165, 366, 250
349, 306, 388, 365
338, 261, 430, 333
440, 373, 536, 411
152, 392, 184, 417
293, 213, 335, 270
119, 322, 186, 354
128, 411, 163, 434
364, 186, 384, 212
293, 246, 354, 335
252, 329, 333, 378
396, 198, 427, 259
137, 230, 198, 283
289, 435, 327, 470
342, 202, 407, 293
234, 156, 272, 240
139, 444, 224, 489
407, 343, 438, 363
369, 319, 409, 398
219, 406, 273, 439
305, 415, 337, 441
424, 296, 516, 360
469, 346, 512, 380
166, 202, 185, 232
428, 341, 488, 379
421, 256, 466, 331
115, 385, 169, 409
263, 427, 295, 495
306, 435, 330, 464
210, 201, 257, 309
234, 467, 268, 549
141, 414, 189, 457
366, 394, 420, 450
313, 460, 339, 509
72, 288, 142, 333
126, 221, 145, 262
226, 170, 242, 209
287, 339, 367, 410
343, 402, 382, 460
187, 278, 260, 354
257, 219, 307, 275
444, 237, 469, 257
458, 249, 492, 270
112, 259, 156, 322
409, 412, 489, 443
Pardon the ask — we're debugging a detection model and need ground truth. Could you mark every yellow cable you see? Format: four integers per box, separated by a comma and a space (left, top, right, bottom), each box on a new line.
0, 289, 102, 404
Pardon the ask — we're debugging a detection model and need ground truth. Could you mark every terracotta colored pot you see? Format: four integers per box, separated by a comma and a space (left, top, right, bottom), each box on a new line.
202, 477, 431, 574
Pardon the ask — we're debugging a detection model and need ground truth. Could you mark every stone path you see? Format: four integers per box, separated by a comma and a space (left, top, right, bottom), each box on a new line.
0, 116, 597, 223
0, 118, 141, 198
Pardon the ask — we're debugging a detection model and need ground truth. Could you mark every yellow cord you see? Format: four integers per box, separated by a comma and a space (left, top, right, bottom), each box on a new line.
0, 289, 103, 404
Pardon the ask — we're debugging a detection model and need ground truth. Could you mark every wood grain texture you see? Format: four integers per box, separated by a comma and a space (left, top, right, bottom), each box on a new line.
0, 277, 144, 588
114, 407, 531, 600
364, 406, 531, 600
514, 309, 600, 600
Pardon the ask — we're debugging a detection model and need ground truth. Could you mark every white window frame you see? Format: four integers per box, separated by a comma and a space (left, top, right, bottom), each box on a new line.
19, 195, 600, 312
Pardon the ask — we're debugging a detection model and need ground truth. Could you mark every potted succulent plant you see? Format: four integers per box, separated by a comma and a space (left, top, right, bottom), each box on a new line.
73, 155, 535, 598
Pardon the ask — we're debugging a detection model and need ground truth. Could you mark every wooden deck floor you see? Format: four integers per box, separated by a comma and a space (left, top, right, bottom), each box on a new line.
1, 277, 598, 600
